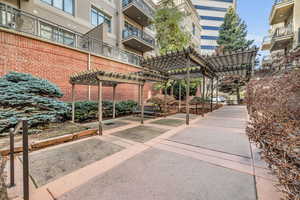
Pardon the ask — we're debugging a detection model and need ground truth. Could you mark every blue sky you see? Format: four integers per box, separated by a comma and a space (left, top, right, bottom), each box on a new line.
237, 0, 274, 57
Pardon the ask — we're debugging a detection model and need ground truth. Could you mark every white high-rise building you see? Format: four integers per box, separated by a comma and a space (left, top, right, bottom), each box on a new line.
192, 0, 237, 54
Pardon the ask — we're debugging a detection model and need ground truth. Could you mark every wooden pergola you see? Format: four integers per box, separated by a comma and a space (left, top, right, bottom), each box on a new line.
69, 47, 258, 133
69, 70, 149, 135
141, 47, 218, 125
205, 47, 258, 79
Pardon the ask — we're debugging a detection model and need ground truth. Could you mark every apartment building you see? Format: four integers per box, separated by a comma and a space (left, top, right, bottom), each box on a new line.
0, 0, 156, 60
192, 0, 236, 54
261, 0, 300, 55
173, 0, 202, 50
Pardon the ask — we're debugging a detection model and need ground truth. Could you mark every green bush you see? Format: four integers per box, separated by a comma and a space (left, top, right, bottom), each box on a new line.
68, 100, 138, 122
0, 72, 70, 134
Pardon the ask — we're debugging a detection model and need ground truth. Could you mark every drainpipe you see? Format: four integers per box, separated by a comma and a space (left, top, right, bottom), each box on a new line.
88, 53, 91, 100
18, 0, 21, 9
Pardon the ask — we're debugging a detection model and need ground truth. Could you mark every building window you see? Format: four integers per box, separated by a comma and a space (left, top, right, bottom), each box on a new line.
91, 7, 112, 32
202, 26, 220, 31
194, 5, 227, 12
192, 23, 196, 35
40, 22, 75, 46
200, 16, 224, 21
41, 0, 74, 15
201, 35, 219, 40
201, 45, 217, 50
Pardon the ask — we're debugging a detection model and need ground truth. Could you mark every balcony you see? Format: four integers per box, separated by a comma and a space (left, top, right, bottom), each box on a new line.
270, 0, 294, 25
122, 0, 154, 27
0, 2, 142, 66
122, 27, 155, 52
270, 25, 294, 51
261, 36, 271, 50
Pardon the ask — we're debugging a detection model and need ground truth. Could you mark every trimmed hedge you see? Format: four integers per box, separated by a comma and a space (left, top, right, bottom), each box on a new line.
68, 100, 138, 122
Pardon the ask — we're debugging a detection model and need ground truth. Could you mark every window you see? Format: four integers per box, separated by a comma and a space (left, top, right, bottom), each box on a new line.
192, 23, 196, 35
200, 16, 224, 21
201, 35, 219, 40
202, 26, 220, 31
194, 5, 227, 12
91, 7, 111, 32
41, 0, 74, 15
201, 45, 217, 50
40, 22, 75, 46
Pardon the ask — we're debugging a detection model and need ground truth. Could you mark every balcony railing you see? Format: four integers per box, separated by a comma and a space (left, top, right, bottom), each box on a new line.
0, 2, 142, 66
122, 27, 155, 47
272, 25, 293, 39
274, 0, 293, 5
122, 0, 154, 18
262, 36, 271, 44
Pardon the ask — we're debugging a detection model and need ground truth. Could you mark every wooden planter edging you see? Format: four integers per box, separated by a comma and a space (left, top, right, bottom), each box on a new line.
0, 129, 98, 156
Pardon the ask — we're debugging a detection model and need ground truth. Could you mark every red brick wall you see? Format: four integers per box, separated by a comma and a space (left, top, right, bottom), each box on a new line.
0, 30, 157, 102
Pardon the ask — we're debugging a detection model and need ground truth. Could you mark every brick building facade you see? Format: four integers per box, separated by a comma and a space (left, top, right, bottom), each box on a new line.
0, 29, 157, 102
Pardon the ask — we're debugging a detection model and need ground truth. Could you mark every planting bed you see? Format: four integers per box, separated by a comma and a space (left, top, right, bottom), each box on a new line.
28, 138, 124, 186
112, 125, 169, 143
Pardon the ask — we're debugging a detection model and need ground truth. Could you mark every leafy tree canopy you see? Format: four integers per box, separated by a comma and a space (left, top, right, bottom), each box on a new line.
217, 7, 254, 52
153, 0, 191, 54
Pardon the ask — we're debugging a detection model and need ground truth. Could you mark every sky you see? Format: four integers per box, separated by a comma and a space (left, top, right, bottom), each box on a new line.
236, 0, 274, 58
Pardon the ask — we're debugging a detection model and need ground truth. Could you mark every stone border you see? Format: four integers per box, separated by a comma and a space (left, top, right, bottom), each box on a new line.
0, 129, 97, 156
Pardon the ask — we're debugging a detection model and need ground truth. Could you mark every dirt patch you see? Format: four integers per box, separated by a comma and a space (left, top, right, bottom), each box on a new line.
28, 138, 124, 187
112, 125, 169, 143
150, 119, 185, 127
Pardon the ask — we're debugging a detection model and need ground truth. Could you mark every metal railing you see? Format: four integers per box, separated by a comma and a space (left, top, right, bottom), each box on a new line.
122, 0, 155, 18
123, 27, 155, 47
274, 0, 293, 5
262, 36, 271, 45
9, 120, 29, 200
272, 25, 293, 39
0, 2, 142, 66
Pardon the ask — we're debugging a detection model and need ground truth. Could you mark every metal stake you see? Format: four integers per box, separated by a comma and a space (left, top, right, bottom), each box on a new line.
22, 120, 29, 200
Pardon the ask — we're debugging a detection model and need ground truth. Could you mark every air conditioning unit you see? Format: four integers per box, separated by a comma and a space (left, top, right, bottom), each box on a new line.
8, 22, 16, 29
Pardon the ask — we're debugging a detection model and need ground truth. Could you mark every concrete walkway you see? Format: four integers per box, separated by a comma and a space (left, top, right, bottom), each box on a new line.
9, 106, 282, 200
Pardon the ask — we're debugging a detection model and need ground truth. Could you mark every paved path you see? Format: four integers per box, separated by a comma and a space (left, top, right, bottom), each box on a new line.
10, 106, 282, 200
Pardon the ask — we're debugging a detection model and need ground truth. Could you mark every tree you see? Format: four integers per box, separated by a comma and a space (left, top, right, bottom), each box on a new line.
217, 7, 254, 52
153, 0, 191, 54
153, 78, 202, 100
0, 72, 70, 133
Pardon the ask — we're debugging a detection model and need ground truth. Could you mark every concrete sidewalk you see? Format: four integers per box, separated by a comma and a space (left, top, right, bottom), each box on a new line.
55, 106, 281, 200
8, 106, 282, 200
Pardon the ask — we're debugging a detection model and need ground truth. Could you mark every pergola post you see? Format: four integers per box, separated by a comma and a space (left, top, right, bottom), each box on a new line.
138, 84, 141, 106
178, 81, 181, 112
98, 81, 103, 135
216, 78, 219, 104
141, 84, 144, 124
210, 78, 213, 112
202, 76, 205, 115
112, 84, 117, 119
186, 57, 190, 125
71, 84, 75, 123
164, 82, 167, 116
